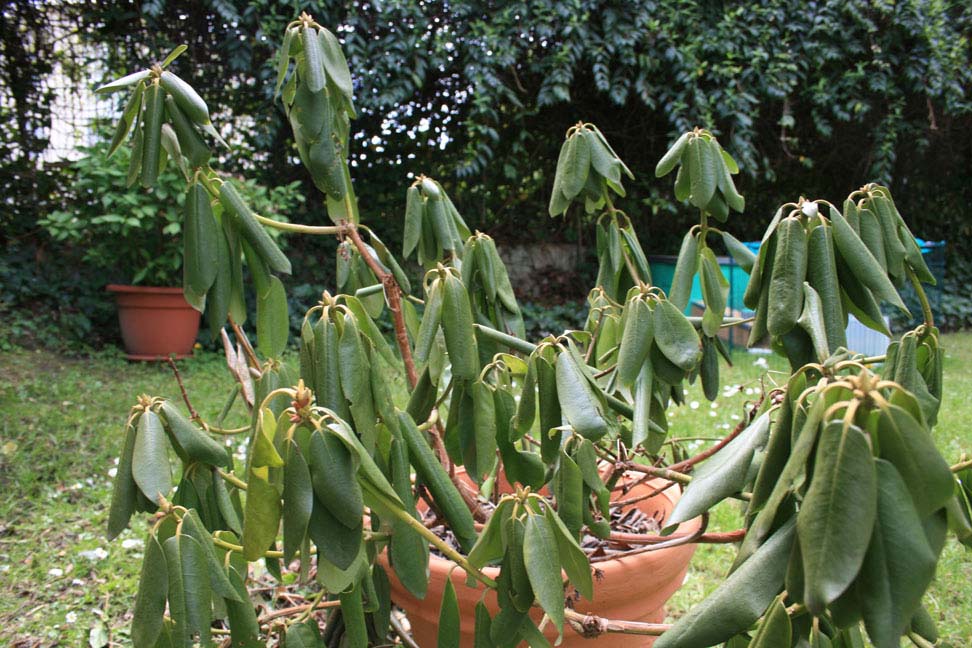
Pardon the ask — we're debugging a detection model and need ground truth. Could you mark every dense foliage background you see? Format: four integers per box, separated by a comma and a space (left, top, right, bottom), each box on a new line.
3, 0, 971, 348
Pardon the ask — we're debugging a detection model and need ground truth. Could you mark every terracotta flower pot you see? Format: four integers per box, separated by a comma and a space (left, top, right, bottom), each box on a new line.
383, 473, 701, 647
106, 285, 201, 361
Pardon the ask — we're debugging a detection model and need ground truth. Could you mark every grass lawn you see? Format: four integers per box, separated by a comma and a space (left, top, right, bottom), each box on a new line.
1, 334, 970, 646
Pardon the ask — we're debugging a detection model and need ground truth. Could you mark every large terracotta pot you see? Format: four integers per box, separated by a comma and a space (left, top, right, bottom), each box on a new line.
106, 285, 200, 361
383, 473, 701, 647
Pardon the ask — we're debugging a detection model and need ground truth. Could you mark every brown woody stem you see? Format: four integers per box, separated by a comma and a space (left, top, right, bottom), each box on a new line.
166, 356, 199, 420
565, 609, 670, 638
667, 394, 765, 473
343, 224, 418, 389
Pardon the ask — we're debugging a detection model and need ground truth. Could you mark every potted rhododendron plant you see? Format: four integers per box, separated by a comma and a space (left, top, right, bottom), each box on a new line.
91, 11, 971, 648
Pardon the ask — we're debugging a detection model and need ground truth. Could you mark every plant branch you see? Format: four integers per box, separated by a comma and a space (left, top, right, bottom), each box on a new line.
564, 609, 670, 638
343, 224, 419, 389
907, 266, 935, 329
951, 458, 972, 473
390, 613, 422, 648
472, 323, 536, 355
667, 394, 765, 473
216, 468, 248, 491
369, 486, 497, 589
166, 357, 199, 420
258, 598, 341, 624
228, 315, 260, 369
253, 214, 345, 236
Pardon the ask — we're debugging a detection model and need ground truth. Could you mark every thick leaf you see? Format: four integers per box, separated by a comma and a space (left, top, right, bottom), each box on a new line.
655, 131, 689, 178
388, 427, 430, 599
524, 512, 565, 636
131, 533, 168, 646
859, 460, 938, 648
284, 620, 321, 647
829, 206, 908, 314
96, 68, 151, 93
561, 131, 591, 199
282, 440, 313, 563
242, 466, 282, 561
179, 533, 213, 646
474, 601, 493, 648
700, 246, 728, 338
688, 136, 718, 208
617, 297, 653, 387
440, 273, 480, 379
438, 576, 461, 648
132, 410, 172, 504
749, 594, 792, 648
161, 536, 188, 645
308, 430, 363, 529
875, 404, 953, 517
107, 420, 138, 540
797, 282, 830, 362
767, 216, 808, 337
180, 509, 241, 602
722, 231, 756, 274
301, 26, 326, 93
339, 585, 368, 648
798, 422, 876, 614
669, 230, 699, 311
403, 185, 423, 258
183, 182, 219, 300
308, 498, 363, 573
667, 412, 771, 528
159, 400, 227, 466
468, 499, 514, 569
653, 518, 796, 648
555, 346, 612, 440
653, 300, 702, 371
544, 505, 592, 600
256, 276, 289, 358
318, 28, 353, 99
397, 411, 477, 552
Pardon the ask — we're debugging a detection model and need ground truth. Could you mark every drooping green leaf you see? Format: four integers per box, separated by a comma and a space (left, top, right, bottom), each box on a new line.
653, 518, 796, 648
132, 410, 172, 504
524, 511, 565, 636
858, 460, 938, 648
131, 532, 168, 647
798, 422, 876, 614
653, 299, 702, 371
543, 504, 592, 600
667, 411, 771, 528
180, 509, 241, 602
308, 429, 363, 530
159, 400, 227, 467
555, 345, 612, 440
875, 404, 953, 517
440, 273, 480, 380
257, 276, 289, 358
437, 576, 461, 648
107, 419, 138, 540
242, 465, 282, 561
282, 439, 313, 563
749, 594, 791, 648
561, 130, 592, 200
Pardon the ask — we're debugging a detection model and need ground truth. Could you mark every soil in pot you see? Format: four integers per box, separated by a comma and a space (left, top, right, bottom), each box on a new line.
106, 285, 200, 360
382, 472, 702, 647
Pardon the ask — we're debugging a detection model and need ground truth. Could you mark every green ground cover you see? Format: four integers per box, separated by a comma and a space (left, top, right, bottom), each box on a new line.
1, 334, 969, 646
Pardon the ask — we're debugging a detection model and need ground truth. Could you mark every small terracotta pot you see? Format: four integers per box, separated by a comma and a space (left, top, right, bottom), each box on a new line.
106, 285, 200, 361
382, 473, 701, 647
